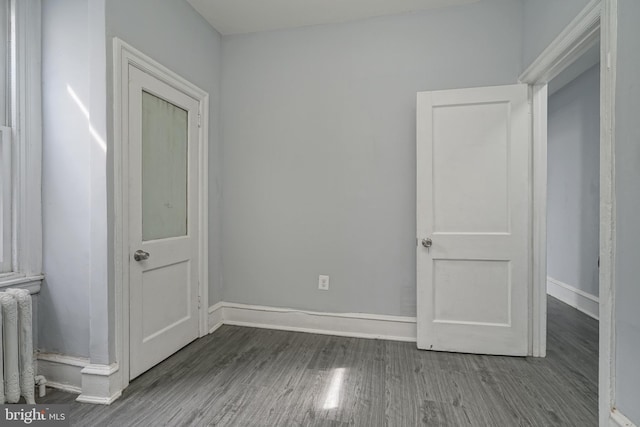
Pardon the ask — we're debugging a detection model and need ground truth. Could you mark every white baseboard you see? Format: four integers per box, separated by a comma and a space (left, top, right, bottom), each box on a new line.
208, 301, 224, 334
37, 354, 121, 404
76, 363, 122, 405
36, 353, 88, 394
547, 277, 599, 320
209, 302, 417, 342
611, 409, 638, 427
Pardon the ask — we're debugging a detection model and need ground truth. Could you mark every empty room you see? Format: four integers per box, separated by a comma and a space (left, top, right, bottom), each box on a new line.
0, 0, 638, 426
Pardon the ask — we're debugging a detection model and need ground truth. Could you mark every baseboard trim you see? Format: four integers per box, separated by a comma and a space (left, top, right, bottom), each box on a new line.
208, 302, 224, 334
76, 363, 122, 405
210, 302, 417, 342
547, 277, 599, 320
45, 381, 82, 395
611, 409, 638, 427
36, 353, 89, 395
76, 393, 122, 405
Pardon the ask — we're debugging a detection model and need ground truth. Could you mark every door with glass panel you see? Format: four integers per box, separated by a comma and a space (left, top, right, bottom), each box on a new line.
128, 65, 200, 379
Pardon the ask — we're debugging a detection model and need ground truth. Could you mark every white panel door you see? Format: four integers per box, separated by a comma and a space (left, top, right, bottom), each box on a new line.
416, 84, 530, 356
129, 65, 200, 379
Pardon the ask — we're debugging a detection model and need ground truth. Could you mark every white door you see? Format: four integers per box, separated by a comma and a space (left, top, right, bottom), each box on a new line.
416, 84, 530, 356
128, 65, 201, 379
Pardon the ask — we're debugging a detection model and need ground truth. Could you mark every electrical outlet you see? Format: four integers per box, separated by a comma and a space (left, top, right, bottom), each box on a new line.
318, 275, 329, 291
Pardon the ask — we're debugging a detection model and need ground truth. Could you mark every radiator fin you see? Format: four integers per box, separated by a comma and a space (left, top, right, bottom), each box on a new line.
0, 289, 35, 404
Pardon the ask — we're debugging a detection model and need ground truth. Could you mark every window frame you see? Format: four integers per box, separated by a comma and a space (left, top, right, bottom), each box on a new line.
0, 0, 42, 293
0, 126, 11, 273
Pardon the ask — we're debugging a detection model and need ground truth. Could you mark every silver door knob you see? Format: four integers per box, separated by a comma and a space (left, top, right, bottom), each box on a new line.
421, 238, 433, 248
134, 250, 150, 261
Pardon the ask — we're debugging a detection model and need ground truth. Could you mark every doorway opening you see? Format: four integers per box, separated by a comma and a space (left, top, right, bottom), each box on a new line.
545, 42, 601, 422
546, 44, 600, 322
519, 0, 617, 424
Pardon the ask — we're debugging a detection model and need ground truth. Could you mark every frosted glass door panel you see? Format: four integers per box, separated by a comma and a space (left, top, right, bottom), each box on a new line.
142, 91, 188, 241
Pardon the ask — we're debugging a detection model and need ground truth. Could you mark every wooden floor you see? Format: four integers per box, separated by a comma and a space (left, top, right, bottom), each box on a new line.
40, 297, 598, 426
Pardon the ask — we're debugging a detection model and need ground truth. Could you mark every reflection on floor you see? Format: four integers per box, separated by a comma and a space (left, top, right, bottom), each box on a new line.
40, 296, 598, 426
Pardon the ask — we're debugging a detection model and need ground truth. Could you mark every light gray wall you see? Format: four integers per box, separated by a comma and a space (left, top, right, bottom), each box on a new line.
41, 0, 92, 358
547, 64, 600, 297
522, 0, 591, 68
614, 0, 640, 423
40, 0, 110, 365
87, 0, 110, 365
221, 0, 523, 316
105, 0, 224, 316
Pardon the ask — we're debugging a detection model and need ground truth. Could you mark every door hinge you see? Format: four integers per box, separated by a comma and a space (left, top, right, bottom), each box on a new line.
197, 113, 201, 128
198, 295, 201, 309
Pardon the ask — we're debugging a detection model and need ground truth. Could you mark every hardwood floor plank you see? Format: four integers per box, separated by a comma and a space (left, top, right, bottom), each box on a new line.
39, 297, 597, 426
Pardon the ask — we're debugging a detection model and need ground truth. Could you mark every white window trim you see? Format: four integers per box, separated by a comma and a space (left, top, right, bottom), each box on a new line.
0, 0, 42, 293
0, 126, 11, 273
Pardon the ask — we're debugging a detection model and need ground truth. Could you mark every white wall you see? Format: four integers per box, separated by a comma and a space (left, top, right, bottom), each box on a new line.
221, 0, 523, 316
614, 0, 640, 423
40, 0, 93, 358
522, 0, 592, 68
41, 0, 109, 365
547, 64, 600, 297
87, 0, 110, 366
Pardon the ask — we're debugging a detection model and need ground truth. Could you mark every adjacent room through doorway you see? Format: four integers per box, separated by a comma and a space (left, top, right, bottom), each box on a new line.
546, 43, 601, 323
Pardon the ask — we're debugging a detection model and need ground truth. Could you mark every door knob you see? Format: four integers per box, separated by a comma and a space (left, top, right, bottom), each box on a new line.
421, 238, 433, 248
134, 249, 150, 261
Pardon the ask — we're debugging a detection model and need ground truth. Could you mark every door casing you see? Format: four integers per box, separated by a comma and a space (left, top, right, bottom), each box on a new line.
518, 0, 617, 424
113, 38, 210, 392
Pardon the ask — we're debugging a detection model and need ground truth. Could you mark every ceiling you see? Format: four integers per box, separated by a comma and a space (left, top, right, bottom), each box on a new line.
187, 0, 479, 35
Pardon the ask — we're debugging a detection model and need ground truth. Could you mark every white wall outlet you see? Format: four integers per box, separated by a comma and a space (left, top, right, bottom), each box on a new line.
318, 275, 329, 291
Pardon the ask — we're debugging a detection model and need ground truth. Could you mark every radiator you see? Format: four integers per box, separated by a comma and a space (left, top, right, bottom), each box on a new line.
0, 288, 35, 404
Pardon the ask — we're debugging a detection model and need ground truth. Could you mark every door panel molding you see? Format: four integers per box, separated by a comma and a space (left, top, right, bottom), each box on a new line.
113, 38, 209, 393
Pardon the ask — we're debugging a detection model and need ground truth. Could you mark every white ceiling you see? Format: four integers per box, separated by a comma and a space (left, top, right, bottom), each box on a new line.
187, 0, 479, 35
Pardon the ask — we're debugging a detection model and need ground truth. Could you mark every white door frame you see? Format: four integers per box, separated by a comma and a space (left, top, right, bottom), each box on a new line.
113, 38, 210, 392
518, 1, 617, 425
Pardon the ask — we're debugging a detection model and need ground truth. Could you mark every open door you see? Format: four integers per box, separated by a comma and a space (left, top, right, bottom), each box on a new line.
416, 84, 530, 356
